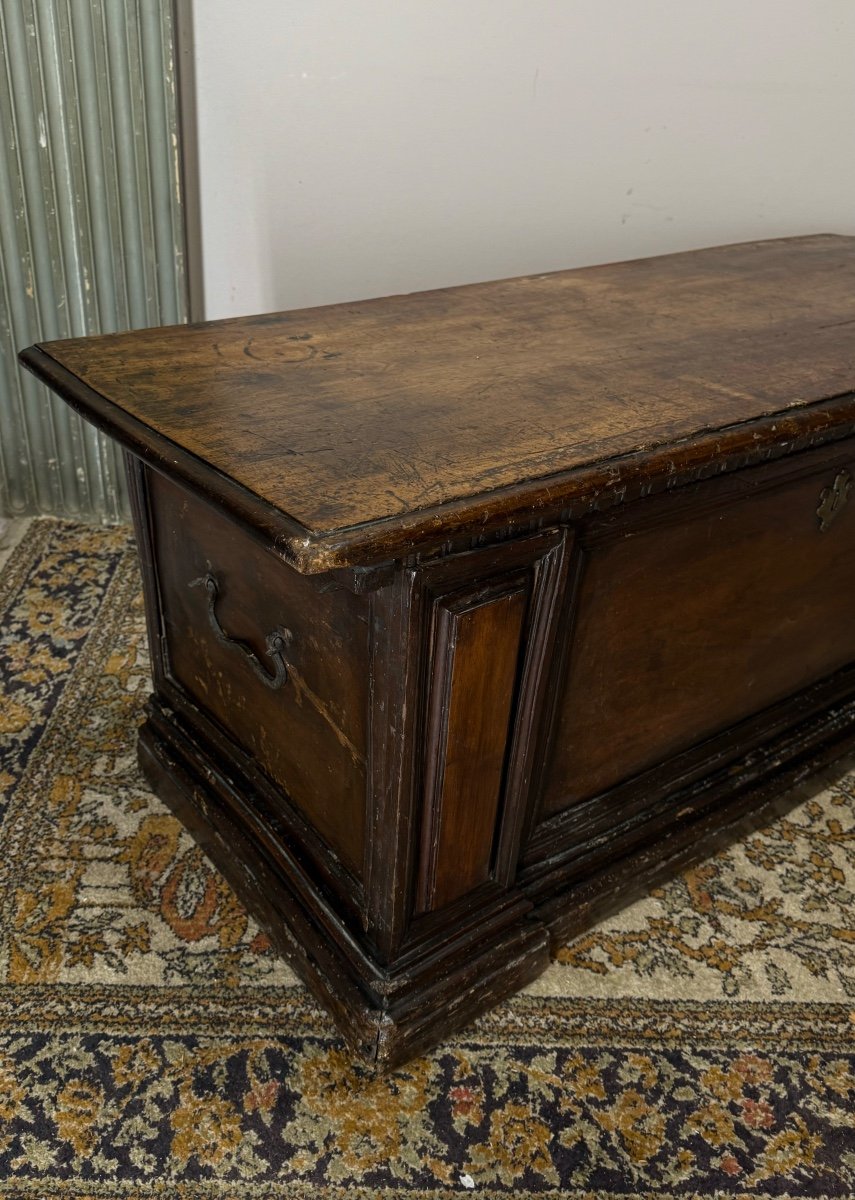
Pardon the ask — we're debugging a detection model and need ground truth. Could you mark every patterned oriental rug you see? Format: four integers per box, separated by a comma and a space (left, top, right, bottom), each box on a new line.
0, 518, 853, 1198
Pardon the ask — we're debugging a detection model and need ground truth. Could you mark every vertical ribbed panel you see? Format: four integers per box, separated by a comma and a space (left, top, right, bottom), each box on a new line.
0, 0, 186, 521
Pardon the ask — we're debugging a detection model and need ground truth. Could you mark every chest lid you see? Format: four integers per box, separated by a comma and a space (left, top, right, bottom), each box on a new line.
20, 234, 855, 573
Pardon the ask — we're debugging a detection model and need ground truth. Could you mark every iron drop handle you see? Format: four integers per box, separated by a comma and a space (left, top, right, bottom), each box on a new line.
189, 572, 290, 690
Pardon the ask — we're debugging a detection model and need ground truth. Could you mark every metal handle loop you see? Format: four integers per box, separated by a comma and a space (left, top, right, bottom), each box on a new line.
189, 572, 290, 690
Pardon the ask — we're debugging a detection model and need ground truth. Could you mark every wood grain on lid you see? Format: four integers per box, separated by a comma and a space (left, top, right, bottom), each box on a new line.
21, 235, 855, 569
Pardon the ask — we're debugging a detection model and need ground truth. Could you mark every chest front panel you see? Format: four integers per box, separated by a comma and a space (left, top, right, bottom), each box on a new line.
540, 443, 855, 823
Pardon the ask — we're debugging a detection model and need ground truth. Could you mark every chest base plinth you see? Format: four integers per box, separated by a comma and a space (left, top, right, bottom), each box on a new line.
137, 682, 855, 1069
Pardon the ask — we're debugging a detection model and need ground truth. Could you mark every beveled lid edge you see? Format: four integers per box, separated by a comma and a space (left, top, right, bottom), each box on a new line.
19, 343, 855, 575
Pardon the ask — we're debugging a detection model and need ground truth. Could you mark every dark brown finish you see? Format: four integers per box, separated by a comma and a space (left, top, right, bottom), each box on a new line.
148, 469, 369, 877
19, 234, 855, 572
542, 441, 855, 813
19, 234, 855, 1068
417, 586, 527, 912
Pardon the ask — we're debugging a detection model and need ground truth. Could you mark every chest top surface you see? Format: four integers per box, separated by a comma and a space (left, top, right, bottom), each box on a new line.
21, 234, 855, 571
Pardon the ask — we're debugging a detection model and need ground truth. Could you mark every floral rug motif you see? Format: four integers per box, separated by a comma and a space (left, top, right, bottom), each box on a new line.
0, 518, 853, 1197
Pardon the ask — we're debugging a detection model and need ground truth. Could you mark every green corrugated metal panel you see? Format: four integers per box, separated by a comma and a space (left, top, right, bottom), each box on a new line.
0, 0, 187, 521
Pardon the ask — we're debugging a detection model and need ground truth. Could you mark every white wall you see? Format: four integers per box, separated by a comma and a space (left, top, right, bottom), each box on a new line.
192, 0, 855, 321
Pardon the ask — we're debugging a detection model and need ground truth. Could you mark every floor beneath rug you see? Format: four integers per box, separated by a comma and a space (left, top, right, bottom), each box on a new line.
0, 517, 853, 1197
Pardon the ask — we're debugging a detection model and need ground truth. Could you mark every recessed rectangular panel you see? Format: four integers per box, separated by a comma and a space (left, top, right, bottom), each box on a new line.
417, 586, 528, 912
542, 449, 855, 816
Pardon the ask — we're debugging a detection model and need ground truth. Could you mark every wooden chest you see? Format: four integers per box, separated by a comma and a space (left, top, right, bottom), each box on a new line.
21, 234, 855, 1066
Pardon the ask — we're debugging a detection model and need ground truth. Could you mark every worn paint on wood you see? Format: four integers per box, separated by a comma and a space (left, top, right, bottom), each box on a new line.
19, 235, 855, 565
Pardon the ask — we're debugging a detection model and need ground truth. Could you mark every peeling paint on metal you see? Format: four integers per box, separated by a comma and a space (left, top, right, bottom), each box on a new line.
0, 0, 188, 521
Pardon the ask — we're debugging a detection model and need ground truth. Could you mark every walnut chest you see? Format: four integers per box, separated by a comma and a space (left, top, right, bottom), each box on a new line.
21, 234, 855, 1066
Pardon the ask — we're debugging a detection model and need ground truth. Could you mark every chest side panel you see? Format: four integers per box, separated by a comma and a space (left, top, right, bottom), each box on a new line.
147, 470, 369, 875
542, 442, 855, 819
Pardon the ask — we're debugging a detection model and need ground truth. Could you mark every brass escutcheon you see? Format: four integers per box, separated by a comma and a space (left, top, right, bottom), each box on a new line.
817, 470, 852, 532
